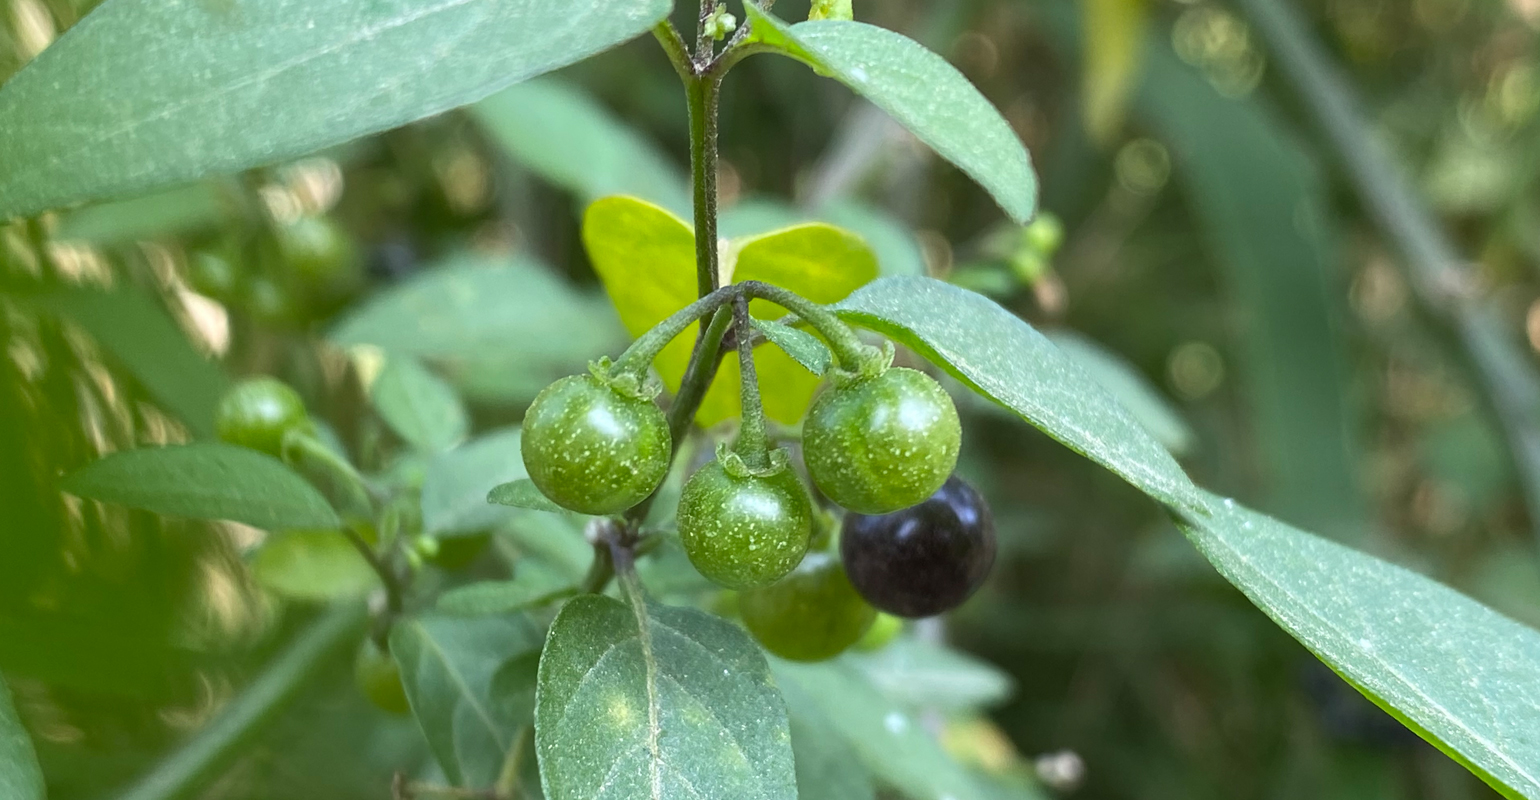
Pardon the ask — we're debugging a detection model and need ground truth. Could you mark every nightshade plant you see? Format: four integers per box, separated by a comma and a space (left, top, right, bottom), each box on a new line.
1, 0, 1538, 799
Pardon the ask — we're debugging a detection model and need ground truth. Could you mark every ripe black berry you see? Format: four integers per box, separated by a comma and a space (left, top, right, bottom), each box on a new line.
840, 475, 996, 618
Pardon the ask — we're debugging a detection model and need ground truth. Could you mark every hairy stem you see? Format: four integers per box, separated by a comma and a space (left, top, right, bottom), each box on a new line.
738, 280, 881, 371
687, 73, 724, 297
611, 285, 739, 376
731, 296, 771, 468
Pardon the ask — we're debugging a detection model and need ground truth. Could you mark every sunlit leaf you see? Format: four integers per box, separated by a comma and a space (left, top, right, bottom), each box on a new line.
536, 593, 797, 800
392, 614, 544, 788
250, 529, 379, 601
1082, 0, 1148, 143
473, 79, 690, 215
835, 276, 1204, 513
0, 0, 674, 217
0, 676, 43, 800
747, 9, 1036, 223
719, 199, 926, 278
1176, 492, 1540, 800
371, 355, 468, 454
62, 443, 340, 530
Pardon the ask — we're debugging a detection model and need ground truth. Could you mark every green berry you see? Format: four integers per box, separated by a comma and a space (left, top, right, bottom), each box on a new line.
741, 550, 875, 661
854, 612, 903, 651
678, 454, 813, 589
520, 374, 671, 515
186, 249, 241, 300
215, 377, 313, 457
803, 367, 961, 514
277, 215, 359, 292
354, 640, 410, 715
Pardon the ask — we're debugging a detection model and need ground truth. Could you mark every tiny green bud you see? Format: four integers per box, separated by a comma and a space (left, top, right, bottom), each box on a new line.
808, 0, 853, 21
704, 7, 737, 39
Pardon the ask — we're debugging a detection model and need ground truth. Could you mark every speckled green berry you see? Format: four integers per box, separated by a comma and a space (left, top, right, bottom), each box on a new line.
354, 640, 410, 715
678, 454, 813, 589
215, 377, 313, 457
803, 367, 961, 514
741, 550, 875, 661
520, 374, 671, 515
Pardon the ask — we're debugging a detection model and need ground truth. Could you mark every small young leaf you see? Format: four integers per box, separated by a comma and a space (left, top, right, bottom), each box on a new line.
371, 356, 468, 453
435, 570, 572, 616
62, 443, 340, 530
751, 318, 832, 376
1044, 330, 1194, 456
718, 199, 926, 278
732, 223, 879, 314
0, 0, 673, 217
420, 427, 529, 536
0, 676, 44, 800
473, 79, 690, 215
1176, 492, 1540, 799
392, 614, 544, 788
250, 529, 379, 601
487, 479, 565, 513
835, 276, 1204, 513
847, 638, 1014, 712
536, 594, 797, 800
25, 287, 229, 438
746, 9, 1036, 223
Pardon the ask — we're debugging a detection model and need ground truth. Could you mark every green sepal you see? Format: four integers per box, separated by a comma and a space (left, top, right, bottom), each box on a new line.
718, 442, 793, 480
588, 356, 662, 401
828, 340, 894, 388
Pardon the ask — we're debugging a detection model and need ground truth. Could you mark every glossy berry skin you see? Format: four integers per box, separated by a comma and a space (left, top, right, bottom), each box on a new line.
520, 374, 670, 515
354, 640, 410, 715
215, 377, 312, 457
803, 367, 961, 515
841, 475, 996, 618
741, 550, 875, 662
678, 459, 812, 589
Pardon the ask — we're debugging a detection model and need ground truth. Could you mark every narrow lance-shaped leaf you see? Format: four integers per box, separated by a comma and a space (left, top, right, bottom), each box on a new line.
0, 675, 44, 800
62, 443, 340, 530
536, 589, 797, 800
1176, 492, 1540, 799
752, 318, 832, 376
835, 276, 1204, 513
746, 7, 1037, 223
0, 0, 674, 217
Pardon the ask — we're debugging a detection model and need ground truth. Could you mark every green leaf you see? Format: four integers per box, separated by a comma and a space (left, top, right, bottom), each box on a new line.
835, 276, 1203, 513
732, 222, 878, 315
435, 569, 572, 616
751, 318, 831, 376
848, 638, 1014, 712
789, 709, 875, 800
54, 182, 232, 244
1176, 492, 1540, 800
0, 0, 674, 217
1044, 330, 1194, 456
331, 254, 623, 407
25, 287, 229, 437
746, 10, 1036, 223
0, 675, 44, 800
371, 355, 468, 453
250, 529, 379, 601
772, 658, 1002, 800
62, 443, 340, 530
1082, 0, 1148, 143
536, 593, 797, 800
473, 79, 690, 216
420, 427, 529, 537
719, 199, 926, 278
487, 478, 565, 513
499, 515, 594, 584
392, 614, 544, 788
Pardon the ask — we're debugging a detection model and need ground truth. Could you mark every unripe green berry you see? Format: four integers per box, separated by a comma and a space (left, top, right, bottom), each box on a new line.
520, 374, 671, 515
354, 640, 410, 715
215, 377, 313, 457
678, 455, 813, 590
803, 367, 961, 514
741, 550, 875, 661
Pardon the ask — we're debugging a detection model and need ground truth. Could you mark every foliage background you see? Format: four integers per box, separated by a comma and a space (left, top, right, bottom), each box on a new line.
1, 0, 1537, 798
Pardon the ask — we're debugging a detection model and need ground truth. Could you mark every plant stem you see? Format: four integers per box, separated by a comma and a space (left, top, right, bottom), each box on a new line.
107, 604, 367, 800
738, 280, 881, 372
687, 73, 724, 298
730, 296, 771, 469
652, 22, 692, 80
664, 305, 733, 446
612, 284, 739, 375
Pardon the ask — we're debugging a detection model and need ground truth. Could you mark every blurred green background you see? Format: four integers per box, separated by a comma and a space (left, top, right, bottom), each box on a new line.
2, 0, 1538, 797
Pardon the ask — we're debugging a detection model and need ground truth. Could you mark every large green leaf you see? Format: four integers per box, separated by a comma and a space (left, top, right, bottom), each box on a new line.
250, 529, 379, 601
835, 276, 1203, 513
61, 443, 340, 530
746, 9, 1036, 223
331, 254, 623, 407
848, 638, 1014, 713
1176, 492, 1540, 799
370, 355, 468, 454
0, 675, 44, 800
391, 613, 544, 788
535, 592, 797, 800
25, 286, 229, 437
420, 427, 530, 536
719, 198, 927, 278
1045, 330, 1194, 456
473, 79, 690, 215
0, 0, 674, 217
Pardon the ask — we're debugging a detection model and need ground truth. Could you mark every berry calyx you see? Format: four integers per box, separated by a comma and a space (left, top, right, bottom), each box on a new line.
520, 371, 671, 515
215, 377, 314, 457
678, 449, 813, 589
741, 549, 875, 661
803, 366, 961, 514
354, 640, 410, 715
840, 475, 996, 617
